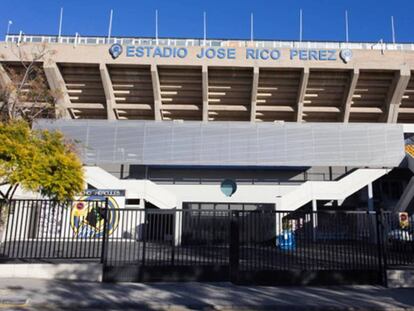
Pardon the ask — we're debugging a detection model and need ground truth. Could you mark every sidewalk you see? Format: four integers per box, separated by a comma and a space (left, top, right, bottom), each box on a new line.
0, 278, 413, 310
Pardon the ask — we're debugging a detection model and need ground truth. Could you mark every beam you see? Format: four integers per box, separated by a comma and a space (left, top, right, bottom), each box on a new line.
202, 65, 209, 122
342, 68, 360, 122
43, 61, 71, 119
99, 63, 117, 120
303, 107, 341, 113
151, 64, 162, 121
296, 67, 309, 122
67, 103, 104, 109
385, 68, 411, 123
257, 106, 295, 112
209, 105, 248, 111
350, 107, 383, 113
398, 107, 414, 114
250, 67, 259, 122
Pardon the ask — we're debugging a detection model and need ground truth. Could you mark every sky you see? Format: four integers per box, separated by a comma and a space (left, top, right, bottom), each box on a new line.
1, 0, 414, 43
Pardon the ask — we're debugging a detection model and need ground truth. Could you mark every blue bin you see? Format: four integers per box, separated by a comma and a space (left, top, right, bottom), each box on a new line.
277, 230, 296, 250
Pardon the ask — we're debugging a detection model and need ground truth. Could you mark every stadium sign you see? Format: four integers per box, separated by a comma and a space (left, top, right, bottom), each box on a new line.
113, 44, 352, 62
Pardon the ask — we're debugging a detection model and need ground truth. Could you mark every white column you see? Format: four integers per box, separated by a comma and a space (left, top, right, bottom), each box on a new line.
174, 201, 183, 246
367, 183, 374, 211
312, 199, 318, 240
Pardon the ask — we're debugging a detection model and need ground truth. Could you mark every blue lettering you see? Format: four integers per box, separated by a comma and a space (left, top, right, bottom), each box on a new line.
126, 46, 134, 57
260, 49, 269, 60
145, 47, 153, 57
299, 50, 307, 60
228, 48, 236, 59
246, 48, 256, 59
217, 48, 226, 59
177, 48, 187, 58
328, 50, 336, 60
205, 48, 215, 59
270, 49, 280, 60
290, 49, 298, 59
319, 50, 327, 60
153, 47, 163, 58
163, 47, 172, 57
136, 47, 144, 57
309, 50, 318, 60
196, 48, 205, 59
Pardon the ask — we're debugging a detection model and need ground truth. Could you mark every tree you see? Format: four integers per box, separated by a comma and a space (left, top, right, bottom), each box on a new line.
0, 43, 60, 123
0, 43, 84, 237
0, 120, 84, 202
0, 43, 84, 203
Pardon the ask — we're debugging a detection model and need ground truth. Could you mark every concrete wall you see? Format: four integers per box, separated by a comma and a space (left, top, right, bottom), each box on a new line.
0, 263, 103, 281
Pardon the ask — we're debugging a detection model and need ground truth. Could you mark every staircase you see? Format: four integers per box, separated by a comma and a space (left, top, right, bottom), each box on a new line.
85, 166, 177, 209
276, 168, 390, 211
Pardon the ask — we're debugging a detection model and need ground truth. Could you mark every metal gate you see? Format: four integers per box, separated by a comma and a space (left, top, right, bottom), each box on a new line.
102, 209, 231, 282
1, 200, 412, 286
102, 209, 390, 285
234, 210, 384, 285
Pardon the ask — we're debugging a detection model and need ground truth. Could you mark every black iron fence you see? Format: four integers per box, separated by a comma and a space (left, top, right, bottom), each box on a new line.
0, 199, 107, 260
0, 199, 413, 285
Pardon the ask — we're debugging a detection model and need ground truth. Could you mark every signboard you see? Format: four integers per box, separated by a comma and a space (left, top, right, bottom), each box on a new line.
399, 212, 410, 229
71, 189, 126, 238
109, 43, 353, 63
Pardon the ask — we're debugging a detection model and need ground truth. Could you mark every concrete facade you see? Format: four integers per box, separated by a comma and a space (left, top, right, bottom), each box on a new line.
2, 36, 414, 123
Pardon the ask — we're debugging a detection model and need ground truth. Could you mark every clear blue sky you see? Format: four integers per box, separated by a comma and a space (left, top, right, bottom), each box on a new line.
1, 0, 414, 43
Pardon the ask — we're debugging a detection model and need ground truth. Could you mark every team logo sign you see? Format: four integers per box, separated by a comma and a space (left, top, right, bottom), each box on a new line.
71, 195, 120, 238
109, 43, 123, 59
340, 49, 353, 63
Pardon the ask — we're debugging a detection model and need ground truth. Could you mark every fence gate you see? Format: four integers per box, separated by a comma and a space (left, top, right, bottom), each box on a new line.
2, 200, 412, 285
233, 210, 384, 285
102, 209, 231, 282
102, 209, 389, 285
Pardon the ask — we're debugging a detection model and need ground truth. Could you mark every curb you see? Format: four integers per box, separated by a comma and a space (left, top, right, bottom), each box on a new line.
19, 302, 414, 311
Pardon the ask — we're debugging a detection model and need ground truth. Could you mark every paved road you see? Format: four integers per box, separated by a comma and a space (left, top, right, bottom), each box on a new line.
0, 279, 413, 310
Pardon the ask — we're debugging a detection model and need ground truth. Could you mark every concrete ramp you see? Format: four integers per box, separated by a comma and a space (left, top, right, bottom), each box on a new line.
85, 166, 177, 209
276, 168, 389, 211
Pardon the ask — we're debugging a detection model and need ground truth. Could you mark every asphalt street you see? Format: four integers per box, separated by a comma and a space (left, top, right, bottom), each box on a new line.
0, 279, 413, 310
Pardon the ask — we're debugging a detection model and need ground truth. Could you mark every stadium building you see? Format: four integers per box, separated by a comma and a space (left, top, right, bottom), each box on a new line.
1, 34, 414, 214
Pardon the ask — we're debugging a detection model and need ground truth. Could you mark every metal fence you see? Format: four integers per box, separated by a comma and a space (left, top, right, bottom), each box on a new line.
0, 200, 413, 285
0, 199, 107, 261
6, 34, 414, 51
382, 211, 414, 267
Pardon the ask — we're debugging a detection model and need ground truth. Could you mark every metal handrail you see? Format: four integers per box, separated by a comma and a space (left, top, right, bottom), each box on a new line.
4, 34, 414, 51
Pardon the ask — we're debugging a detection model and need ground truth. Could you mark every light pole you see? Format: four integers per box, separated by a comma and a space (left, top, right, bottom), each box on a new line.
6, 20, 12, 37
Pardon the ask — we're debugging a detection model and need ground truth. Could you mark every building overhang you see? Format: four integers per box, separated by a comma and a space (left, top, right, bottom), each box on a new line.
35, 120, 405, 168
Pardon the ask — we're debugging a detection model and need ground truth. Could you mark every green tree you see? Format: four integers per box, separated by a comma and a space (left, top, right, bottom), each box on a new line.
0, 120, 84, 202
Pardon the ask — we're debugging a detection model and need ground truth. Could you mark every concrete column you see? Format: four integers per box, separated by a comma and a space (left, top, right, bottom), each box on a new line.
0, 63, 12, 89
250, 67, 259, 122
43, 61, 71, 119
385, 68, 411, 123
296, 67, 309, 122
0, 63, 16, 114
151, 64, 162, 121
99, 63, 117, 120
343, 68, 360, 123
139, 198, 145, 209
202, 65, 209, 122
